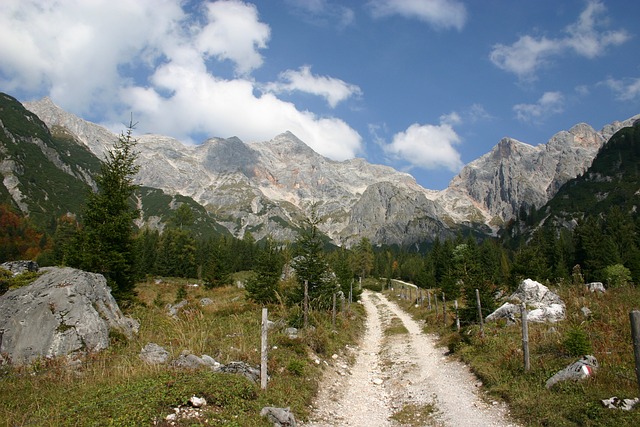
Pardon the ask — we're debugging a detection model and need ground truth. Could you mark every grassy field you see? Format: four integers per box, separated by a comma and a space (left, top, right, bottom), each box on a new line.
0, 276, 365, 426
386, 281, 640, 426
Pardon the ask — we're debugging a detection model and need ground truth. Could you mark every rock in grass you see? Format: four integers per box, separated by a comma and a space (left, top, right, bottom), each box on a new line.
139, 343, 170, 365
0, 267, 138, 365
545, 355, 598, 389
260, 406, 297, 427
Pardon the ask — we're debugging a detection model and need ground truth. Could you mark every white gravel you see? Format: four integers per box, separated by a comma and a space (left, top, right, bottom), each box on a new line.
301, 290, 521, 427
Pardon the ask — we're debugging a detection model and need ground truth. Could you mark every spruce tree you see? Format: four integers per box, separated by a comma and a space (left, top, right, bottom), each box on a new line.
74, 119, 140, 302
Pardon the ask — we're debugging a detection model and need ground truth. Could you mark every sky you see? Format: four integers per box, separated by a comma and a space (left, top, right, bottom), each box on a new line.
1, 0, 639, 190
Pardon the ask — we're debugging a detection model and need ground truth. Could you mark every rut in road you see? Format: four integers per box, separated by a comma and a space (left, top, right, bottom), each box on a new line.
302, 290, 520, 427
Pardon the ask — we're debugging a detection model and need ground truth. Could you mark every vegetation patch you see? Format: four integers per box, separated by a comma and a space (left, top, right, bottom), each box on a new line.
391, 402, 438, 426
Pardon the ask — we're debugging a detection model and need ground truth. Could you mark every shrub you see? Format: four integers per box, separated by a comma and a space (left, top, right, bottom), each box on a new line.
563, 327, 592, 357
603, 264, 631, 288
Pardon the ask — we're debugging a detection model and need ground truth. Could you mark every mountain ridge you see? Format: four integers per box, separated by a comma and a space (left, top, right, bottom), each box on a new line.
21, 95, 640, 246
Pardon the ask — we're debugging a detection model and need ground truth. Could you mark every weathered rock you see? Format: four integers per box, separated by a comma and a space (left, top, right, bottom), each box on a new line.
285, 327, 298, 339
601, 396, 639, 410
586, 282, 606, 293
545, 355, 598, 389
486, 279, 565, 323
0, 267, 139, 365
139, 342, 170, 365
1, 260, 39, 275
166, 300, 188, 318
199, 297, 213, 307
260, 406, 297, 427
220, 361, 261, 383
201, 354, 221, 370
170, 350, 208, 370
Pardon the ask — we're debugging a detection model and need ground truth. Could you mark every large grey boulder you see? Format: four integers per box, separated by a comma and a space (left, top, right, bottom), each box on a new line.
486, 279, 565, 323
0, 267, 139, 365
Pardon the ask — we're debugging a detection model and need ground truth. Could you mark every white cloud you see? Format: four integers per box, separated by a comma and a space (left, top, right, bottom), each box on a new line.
284, 0, 355, 28
513, 91, 565, 122
264, 66, 362, 108
0, 0, 363, 161
196, 0, 270, 75
490, 0, 629, 79
383, 117, 463, 172
602, 77, 640, 101
368, 0, 467, 30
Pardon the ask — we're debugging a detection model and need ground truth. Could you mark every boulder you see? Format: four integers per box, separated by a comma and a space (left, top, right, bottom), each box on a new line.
139, 342, 170, 365
601, 397, 639, 411
199, 297, 213, 307
166, 300, 188, 318
1, 260, 39, 275
545, 355, 598, 389
0, 267, 139, 365
220, 361, 261, 383
260, 407, 297, 427
486, 279, 565, 323
586, 282, 606, 293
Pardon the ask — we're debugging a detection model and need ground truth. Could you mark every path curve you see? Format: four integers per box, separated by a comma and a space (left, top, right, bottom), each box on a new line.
302, 290, 520, 427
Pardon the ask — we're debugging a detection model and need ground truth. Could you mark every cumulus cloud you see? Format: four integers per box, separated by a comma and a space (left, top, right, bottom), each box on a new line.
602, 77, 640, 101
0, 0, 363, 161
383, 115, 464, 172
196, 0, 270, 75
513, 91, 565, 122
264, 66, 362, 108
490, 0, 629, 79
367, 0, 467, 30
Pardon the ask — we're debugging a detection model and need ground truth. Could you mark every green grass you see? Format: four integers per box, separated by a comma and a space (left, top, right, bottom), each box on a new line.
385, 282, 640, 426
0, 277, 365, 426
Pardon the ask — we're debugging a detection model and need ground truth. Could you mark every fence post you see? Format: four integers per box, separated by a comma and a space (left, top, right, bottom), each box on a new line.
428, 291, 432, 310
454, 300, 460, 332
630, 310, 640, 395
442, 292, 447, 327
332, 293, 337, 329
304, 280, 309, 329
521, 303, 530, 371
261, 308, 268, 390
475, 289, 484, 338
434, 291, 439, 320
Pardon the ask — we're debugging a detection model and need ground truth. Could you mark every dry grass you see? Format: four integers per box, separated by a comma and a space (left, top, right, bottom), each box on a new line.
0, 276, 365, 426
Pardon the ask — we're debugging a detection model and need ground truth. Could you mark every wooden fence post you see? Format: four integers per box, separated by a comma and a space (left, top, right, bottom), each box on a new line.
521, 303, 530, 371
454, 300, 460, 332
476, 289, 484, 338
332, 293, 337, 329
434, 291, 439, 320
428, 291, 432, 310
442, 292, 447, 327
261, 308, 268, 390
630, 310, 640, 395
304, 280, 309, 329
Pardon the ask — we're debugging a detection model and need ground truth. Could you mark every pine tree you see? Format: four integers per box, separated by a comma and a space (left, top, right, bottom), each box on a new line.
245, 239, 284, 304
291, 208, 337, 308
72, 119, 140, 302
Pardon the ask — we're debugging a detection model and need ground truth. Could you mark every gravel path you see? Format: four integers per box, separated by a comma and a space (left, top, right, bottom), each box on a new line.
302, 290, 520, 427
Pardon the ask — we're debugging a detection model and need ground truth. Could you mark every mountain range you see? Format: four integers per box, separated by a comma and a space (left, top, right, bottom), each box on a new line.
1, 92, 638, 247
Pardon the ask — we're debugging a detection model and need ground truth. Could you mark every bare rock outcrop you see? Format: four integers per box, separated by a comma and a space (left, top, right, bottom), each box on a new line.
0, 267, 139, 365
486, 279, 565, 323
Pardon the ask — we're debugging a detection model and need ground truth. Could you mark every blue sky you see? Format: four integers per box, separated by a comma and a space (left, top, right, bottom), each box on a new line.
1, 0, 639, 190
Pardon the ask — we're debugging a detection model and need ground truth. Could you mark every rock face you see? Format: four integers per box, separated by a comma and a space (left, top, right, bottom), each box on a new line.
23, 96, 640, 245
436, 117, 640, 232
486, 279, 566, 323
0, 267, 139, 365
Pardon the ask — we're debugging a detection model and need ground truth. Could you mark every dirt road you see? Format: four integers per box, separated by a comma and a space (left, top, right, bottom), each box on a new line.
302, 290, 520, 427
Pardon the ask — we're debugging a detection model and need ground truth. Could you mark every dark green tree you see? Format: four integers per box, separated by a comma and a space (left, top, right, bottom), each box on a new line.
245, 239, 284, 304
72, 120, 140, 301
291, 208, 337, 308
